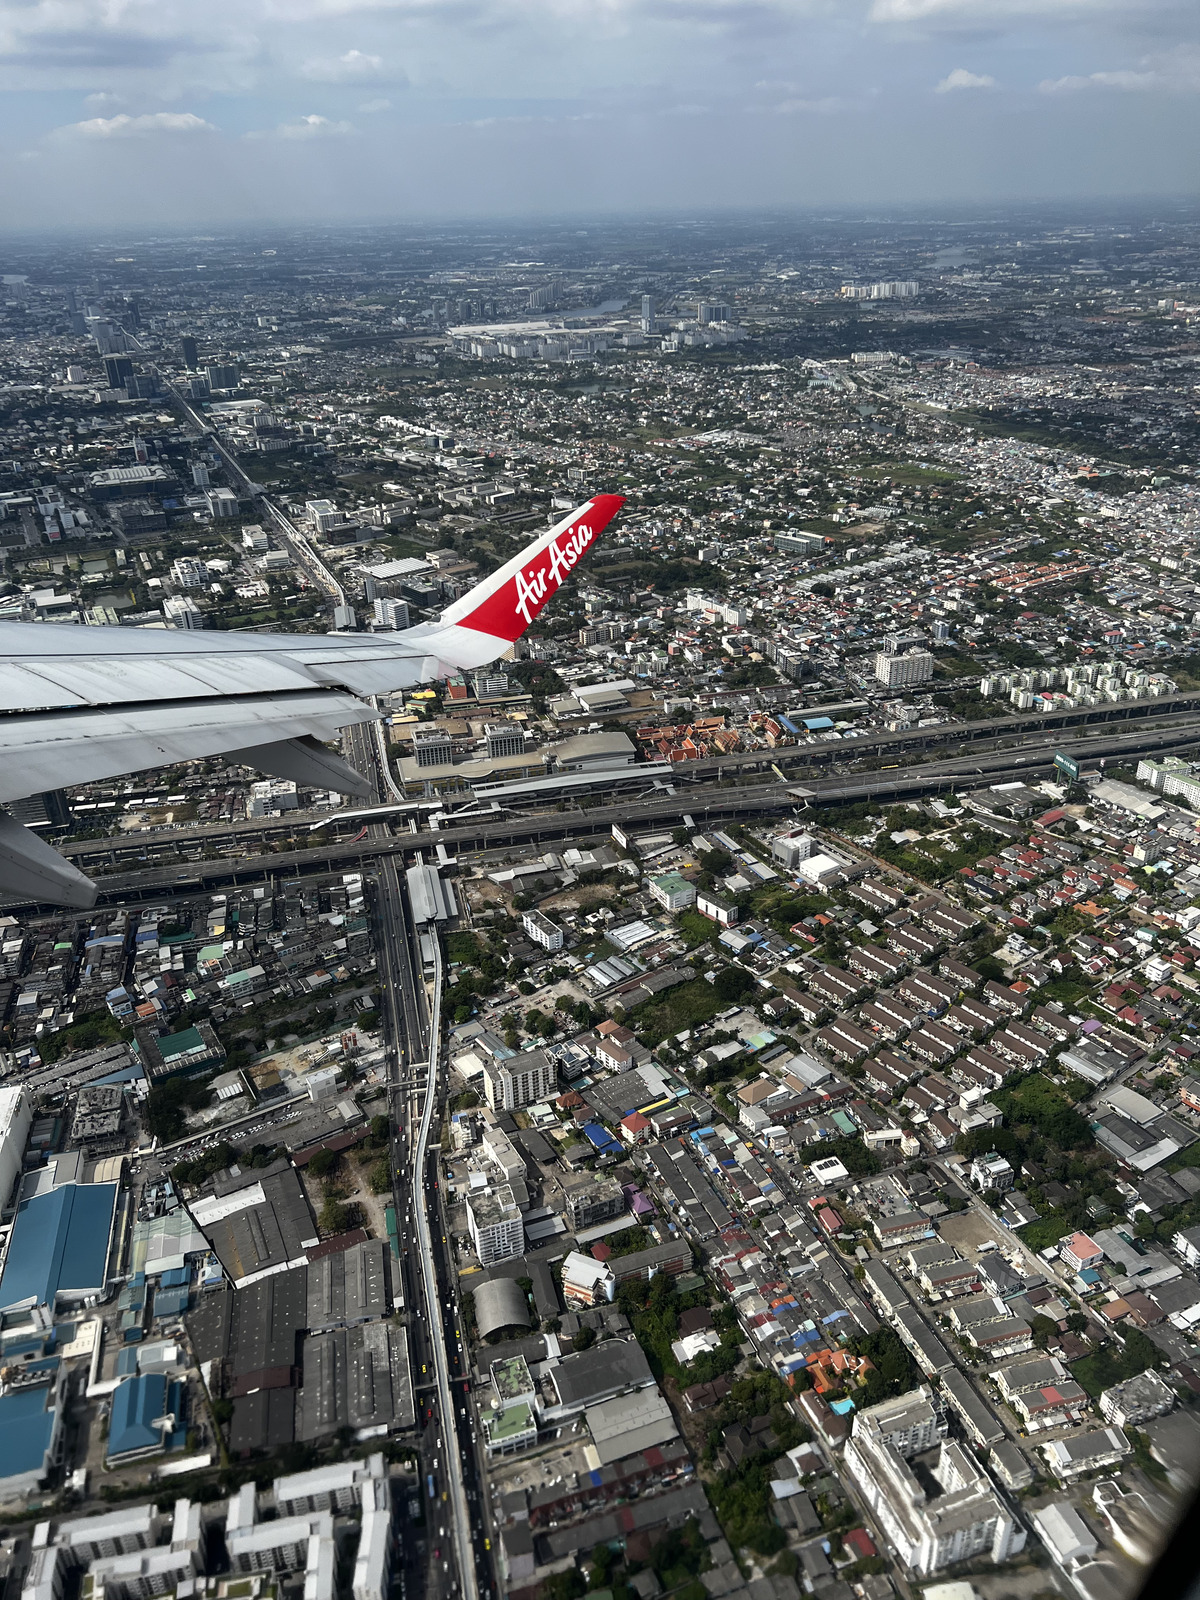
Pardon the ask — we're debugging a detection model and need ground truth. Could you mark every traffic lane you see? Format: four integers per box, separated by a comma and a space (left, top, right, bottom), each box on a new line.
425, 1183, 496, 1598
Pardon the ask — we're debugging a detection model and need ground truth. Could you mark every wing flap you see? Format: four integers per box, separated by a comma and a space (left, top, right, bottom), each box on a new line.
1, 652, 320, 710
0, 691, 376, 802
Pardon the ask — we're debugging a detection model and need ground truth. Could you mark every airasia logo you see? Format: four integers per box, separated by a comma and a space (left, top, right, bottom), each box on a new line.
513, 521, 595, 626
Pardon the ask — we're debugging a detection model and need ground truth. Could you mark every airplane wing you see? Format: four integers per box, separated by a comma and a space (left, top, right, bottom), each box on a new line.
0, 494, 624, 907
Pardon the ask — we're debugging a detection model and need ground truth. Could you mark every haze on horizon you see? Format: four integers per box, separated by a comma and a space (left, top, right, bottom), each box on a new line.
0, 0, 1197, 231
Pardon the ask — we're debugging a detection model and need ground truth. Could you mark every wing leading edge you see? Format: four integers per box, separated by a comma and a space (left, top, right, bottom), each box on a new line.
0, 494, 624, 907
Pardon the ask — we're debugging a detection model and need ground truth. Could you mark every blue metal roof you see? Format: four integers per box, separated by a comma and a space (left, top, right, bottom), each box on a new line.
0, 1182, 117, 1313
0, 1381, 56, 1480
582, 1123, 621, 1152
107, 1374, 179, 1460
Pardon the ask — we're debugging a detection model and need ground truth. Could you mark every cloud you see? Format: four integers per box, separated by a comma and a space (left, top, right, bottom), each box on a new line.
300, 48, 398, 81
358, 96, 392, 111
870, 0, 1101, 20
1039, 68, 1153, 89
57, 111, 217, 138
935, 66, 995, 90
84, 91, 127, 109
247, 112, 354, 137
1038, 48, 1200, 91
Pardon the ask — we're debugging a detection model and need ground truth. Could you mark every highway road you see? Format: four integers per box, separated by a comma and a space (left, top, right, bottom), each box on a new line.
343, 720, 496, 1600
136, 355, 495, 1600
51, 699, 1200, 878
31, 714, 1200, 911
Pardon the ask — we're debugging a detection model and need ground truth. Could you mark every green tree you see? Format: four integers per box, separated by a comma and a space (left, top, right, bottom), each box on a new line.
714, 965, 754, 1004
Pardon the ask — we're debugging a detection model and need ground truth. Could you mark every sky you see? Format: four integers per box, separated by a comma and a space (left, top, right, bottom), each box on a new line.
0, 0, 1197, 228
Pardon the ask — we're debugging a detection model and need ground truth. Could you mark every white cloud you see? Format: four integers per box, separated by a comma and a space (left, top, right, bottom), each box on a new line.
871, 0, 1099, 19
247, 112, 354, 137
935, 66, 996, 90
84, 92, 127, 109
300, 48, 393, 81
358, 96, 392, 111
58, 111, 217, 138
1039, 68, 1153, 88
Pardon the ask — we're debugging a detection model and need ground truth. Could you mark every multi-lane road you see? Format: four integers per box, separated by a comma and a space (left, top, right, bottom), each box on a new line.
342, 720, 496, 1600
35, 713, 1200, 911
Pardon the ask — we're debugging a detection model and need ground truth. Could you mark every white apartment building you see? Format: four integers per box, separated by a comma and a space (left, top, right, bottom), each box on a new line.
170, 557, 205, 590
647, 873, 696, 912
305, 499, 339, 534
372, 597, 410, 630
274, 1454, 385, 1515
1137, 757, 1200, 810
875, 644, 934, 688
52, 1507, 164, 1562
0, 1086, 31, 1212
483, 1048, 556, 1112
844, 1389, 1024, 1576
772, 832, 816, 870
351, 1476, 393, 1600
467, 1184, 525, 1266
522, 909, 565, 952
561, 1250, 617, 1306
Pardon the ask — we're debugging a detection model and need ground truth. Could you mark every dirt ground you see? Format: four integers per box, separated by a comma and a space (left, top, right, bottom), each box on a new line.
299, 1147, 389, 1241
539, 884, 621, 913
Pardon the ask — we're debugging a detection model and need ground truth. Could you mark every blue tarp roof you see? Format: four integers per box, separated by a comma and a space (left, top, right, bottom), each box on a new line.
0, 1381, 56, 1479
0, 1182, 117, 1314
804, 716, 834, 730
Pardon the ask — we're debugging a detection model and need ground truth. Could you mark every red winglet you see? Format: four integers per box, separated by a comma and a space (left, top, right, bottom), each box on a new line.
445, 494, 625, 642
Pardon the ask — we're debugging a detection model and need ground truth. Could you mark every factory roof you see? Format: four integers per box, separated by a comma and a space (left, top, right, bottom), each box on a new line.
0, 1181, 117, 1313
106, 1374, 178, 1460
0, 1380, 57, 1484
188, 1160, 318, 1288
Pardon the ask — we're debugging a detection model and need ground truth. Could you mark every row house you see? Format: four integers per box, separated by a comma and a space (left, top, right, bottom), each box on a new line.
938, 955, 985, 992
907, 1021, 961, 1067
924, 1111, 958, 1151
897, 971, 958, 1015
849, 879, 906, 915
808, 969, 862, 1009
951, 1056, 1002, 1096
920, 1259, 981, 1300
912, 899, 979, 940
876, 1047, 919, 1082
983, 979, 1030, 1017
872, 1210, 935, 1249
789, 991, 828, 1026
962, 1047, 1010, 1087
990, 1028, 1046, 1069
951, 997, 1005, 1034
887, 925, 942, 963
848, 944, 907, 985
1001, 1018, 1052, 1057
860, 1000, 917, 1041
864, 1057, 909, 1097
815, 1021, 874, 1064
969, 1316, 1035, 1359
903, 1077, 954, 1117
525, 1437, 694, 1529
1030, 1005, 1079, 1043
1009, 1377, 1090, 1432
